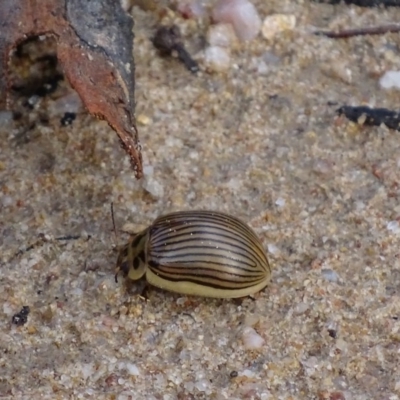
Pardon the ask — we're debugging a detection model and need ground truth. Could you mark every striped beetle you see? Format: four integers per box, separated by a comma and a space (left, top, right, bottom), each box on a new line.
115, 210, 271, 298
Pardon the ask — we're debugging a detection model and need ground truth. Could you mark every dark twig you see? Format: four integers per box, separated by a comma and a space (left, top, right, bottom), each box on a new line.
14, 233, 84, 258
313, 0, 400, 6
153, 25, 199, 73
337, 106, 400, 131
12, 306, 30, 326
315, 24, 400, 38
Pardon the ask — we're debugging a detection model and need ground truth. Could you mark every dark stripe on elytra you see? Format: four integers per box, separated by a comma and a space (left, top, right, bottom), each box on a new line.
151, 228, 259, 255
150, 250, 257, 270
154, 264, 265, 281
153, 270, 266, 289
153, 263, 265, 279
150, 235, 267, 269
147, 259, 263, 277
154, 212, 257, 239
150, 212, 268, 269
148, 257, 264, 277
151, 220, 254, 244
151, 225, 261, 257
154, 210, 250, 229
150, 253, 261, 275
150, 238, 266, 268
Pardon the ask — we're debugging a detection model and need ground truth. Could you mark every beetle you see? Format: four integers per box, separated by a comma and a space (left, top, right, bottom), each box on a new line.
115, 210, 271, 298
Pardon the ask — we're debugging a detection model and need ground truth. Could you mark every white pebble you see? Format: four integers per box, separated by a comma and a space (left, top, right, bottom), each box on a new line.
3, 302, 14, 316
293, 302, 309, 315
321, 268, 340, 283
0, 111, 13, 132
239, 369, 256, 378
267, 243, 279, 255
120, 0, 132, 12
275, 197, 285, 207
142, 177, 164, 199
320, 61, 352, 84
1, 195, 13, 207
48, 91, 83, 117
212, 0, 261, 42
379, 70, 400, 89
126, 363, 140, 376
195, 379, 210, 392
204, 46, 231, 72
313, 158, 333, 174
184, 381, 195, 392
387, 220, 400, 233
242, 327, 264, 350
207, 23, 237, 47
261, 14, 296, 41
335, 338, 348, 352
143, 165, 154, 176
81, 363, 94, 380
302, 356, 319, 377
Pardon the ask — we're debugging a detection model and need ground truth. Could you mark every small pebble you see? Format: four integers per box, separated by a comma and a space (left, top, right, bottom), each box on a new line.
194, 379, 210, 392
302, 356, 319, 377
142, 177, 164, 199
320, 61, 352, 84
313, 158, 334, 175
238, 369, 256, 378
293, 302, 309, 315
207, 23, 237, 47
126, 363, 140, 376
12, 306, 30, 326
379, 70, 400, 89
177, 0, 207, 19
81, 363, 95, 380
387, 220, 400, 233
0, 111, 13, 133
49, 91, 83, 117
204, 46, 231, 72
321, 268, 340, 283
267, 243, 279, 255
212, 0, 261, 42
120, 0, 132, 12
242, 327, 264, 350
275, 197, 285, 207
137, 114, 152, 126
261, 14, 296, 41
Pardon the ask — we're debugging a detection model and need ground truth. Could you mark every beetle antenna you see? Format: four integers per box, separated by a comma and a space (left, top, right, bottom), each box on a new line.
111, 202, 120, 283
111, 202, 119, 246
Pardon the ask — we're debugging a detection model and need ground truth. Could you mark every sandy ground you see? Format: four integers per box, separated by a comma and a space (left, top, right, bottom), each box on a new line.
1, 1, 400, 399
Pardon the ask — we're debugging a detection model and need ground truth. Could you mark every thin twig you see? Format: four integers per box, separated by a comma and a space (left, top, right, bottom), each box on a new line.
315, 24, 400, 38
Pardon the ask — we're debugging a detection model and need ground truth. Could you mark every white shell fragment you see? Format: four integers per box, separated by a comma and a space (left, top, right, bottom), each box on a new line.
212, 0, 262, 42
261, 14, 296, 41
242, 327, 265, 350
379, 70, 400, 89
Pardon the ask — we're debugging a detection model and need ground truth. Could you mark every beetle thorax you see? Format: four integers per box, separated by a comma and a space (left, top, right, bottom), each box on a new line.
126, 229, 149, 281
